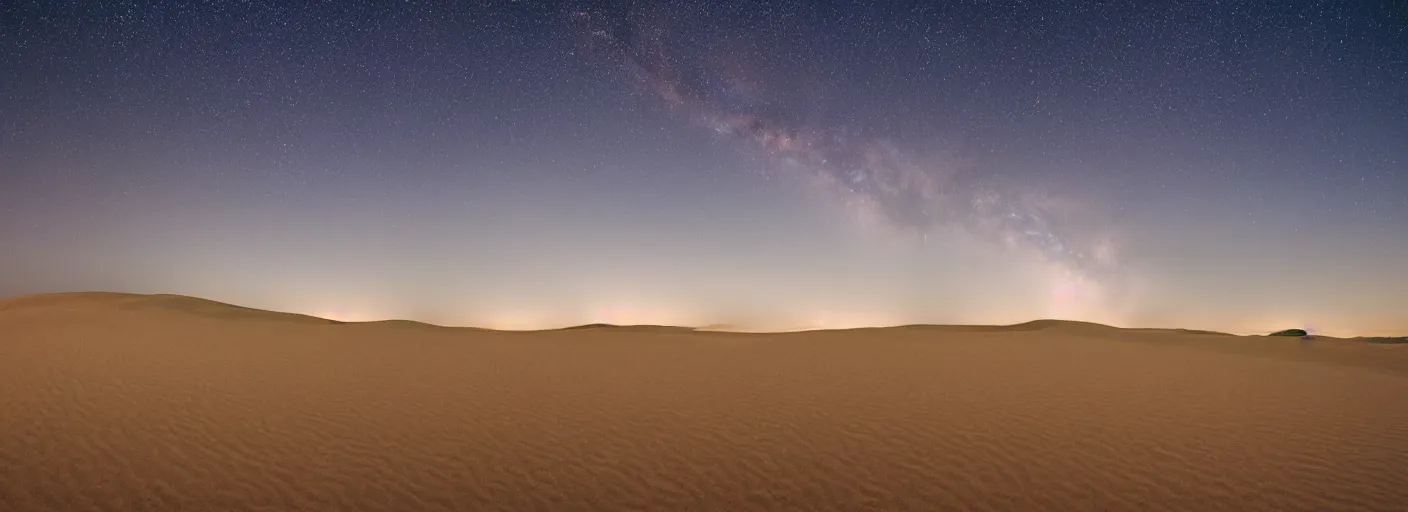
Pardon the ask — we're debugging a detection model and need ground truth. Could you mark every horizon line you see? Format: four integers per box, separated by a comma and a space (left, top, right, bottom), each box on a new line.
2, 290, 1402, 340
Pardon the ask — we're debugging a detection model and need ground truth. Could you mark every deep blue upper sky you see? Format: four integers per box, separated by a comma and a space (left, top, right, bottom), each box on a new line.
3, 0, 1405, 334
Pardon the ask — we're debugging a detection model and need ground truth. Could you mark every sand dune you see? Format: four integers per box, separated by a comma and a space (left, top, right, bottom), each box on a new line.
2, 293, 1406, 511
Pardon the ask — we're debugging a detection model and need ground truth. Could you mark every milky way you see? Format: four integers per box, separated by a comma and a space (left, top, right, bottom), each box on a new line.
2, 0, 1404, 334
573, 2, 1127, 311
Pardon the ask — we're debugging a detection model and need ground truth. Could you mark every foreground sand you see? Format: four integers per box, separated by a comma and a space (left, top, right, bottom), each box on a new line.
2, 293, 1406, 511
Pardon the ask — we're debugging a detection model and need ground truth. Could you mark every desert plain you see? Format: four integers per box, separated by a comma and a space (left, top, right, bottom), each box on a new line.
1, 292, 1405, 511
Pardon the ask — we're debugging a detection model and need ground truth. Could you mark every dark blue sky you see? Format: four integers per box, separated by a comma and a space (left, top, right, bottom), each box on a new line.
3, 0, 1405, 334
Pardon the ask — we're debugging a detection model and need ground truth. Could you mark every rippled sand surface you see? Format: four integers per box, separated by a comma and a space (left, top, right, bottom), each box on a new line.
3, 293, 1406, 511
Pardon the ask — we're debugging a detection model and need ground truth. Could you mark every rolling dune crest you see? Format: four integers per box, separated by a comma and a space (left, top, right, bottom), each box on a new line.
2, 293, 1405, 511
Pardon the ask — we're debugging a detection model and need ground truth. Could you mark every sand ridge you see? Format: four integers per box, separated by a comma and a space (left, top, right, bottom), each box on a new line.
2, 292, 1406, 511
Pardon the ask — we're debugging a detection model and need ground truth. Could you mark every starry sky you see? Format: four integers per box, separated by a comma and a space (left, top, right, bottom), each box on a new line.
3, 0, 1406, 335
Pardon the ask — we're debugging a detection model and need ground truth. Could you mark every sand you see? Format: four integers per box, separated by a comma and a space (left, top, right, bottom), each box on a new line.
2, 293, 1406, 511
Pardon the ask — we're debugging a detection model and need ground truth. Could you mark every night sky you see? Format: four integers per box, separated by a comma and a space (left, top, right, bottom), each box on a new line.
3, 1, 1405, 335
